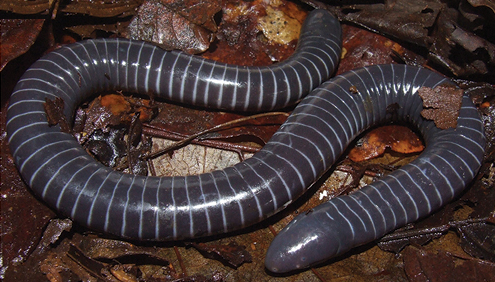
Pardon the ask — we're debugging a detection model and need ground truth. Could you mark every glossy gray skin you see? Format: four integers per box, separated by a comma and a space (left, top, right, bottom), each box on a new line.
5, 7, 485, 274
6, 10, 342, 240
264, 65, 485, 273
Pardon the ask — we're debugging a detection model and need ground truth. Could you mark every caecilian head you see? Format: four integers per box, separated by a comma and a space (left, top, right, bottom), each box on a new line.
264, 210, 344, 273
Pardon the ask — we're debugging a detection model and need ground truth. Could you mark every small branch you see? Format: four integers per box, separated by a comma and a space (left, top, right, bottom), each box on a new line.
144, 112, 288, 160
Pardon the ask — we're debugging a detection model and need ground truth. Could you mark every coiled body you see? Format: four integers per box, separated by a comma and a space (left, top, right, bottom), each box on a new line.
5, 8, 485, 274
7, 10, 341, 240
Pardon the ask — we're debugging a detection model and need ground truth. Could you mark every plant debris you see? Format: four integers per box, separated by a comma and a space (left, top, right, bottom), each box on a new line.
80, 237, 170, 265
457, 220, 495, 262
402, 247, 495, 282
0, 18, 45, 71
32, 219, 73, 257
306, 0, 495, 81
0, 0, 142, 18
43, 97, 71, 133
128, 0, 220, 54
84, 128, 127, 168
189, 242, 252, 269
78, 94, 155, 141
348, 125, 424, 162
419, 85, 464, 129
204, 0, 304, 64
75, 94, 155, 175
378, 217, 495, 256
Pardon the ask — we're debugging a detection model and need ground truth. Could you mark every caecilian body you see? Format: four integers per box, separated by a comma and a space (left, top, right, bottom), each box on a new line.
6, 9, 485, 274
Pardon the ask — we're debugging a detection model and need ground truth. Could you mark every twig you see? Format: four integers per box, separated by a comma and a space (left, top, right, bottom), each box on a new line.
145, 112, 288, 160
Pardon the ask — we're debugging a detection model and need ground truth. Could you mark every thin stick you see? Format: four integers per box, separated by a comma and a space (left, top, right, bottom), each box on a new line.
146, 112, 288, 160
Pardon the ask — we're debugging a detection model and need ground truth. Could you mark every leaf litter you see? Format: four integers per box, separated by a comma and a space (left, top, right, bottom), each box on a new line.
1, 0, 495, 281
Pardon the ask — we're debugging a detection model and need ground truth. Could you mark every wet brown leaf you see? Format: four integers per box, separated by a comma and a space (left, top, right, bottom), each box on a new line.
0, 18, 45, 71
127, 116, 152, 176
403, 247, 495, 282
80, 96, 123, 139
428, 6, 494, 78
109, 264, 139, 282
173, 272, 226, 282
326, 1, 442, 48
203, 0, 304, 65
467, 0, 495, 13
0, 0, 142, 17
457, 222, 495, 262
348, 125, 424, 162
378, 227, 447, 255
128, 0, 219, 53
32, 219, 73, 257
78, 94, 154, 173
461, 173, 495, 220
419, 85, 464, 129
337, 25, 420, 74
100, 94, 133, 117
84, 128, 127, 167
44, 97, 71, 133
60, 0, 142, 18
66, 245, 109, 280
0, 0, 52, 15
190, 242, 252, 269
306, 0, 495, 81
160, 0, 221, 32
81, 237, 167, 263
80, 94, 154, 140
0, 105, 57, 281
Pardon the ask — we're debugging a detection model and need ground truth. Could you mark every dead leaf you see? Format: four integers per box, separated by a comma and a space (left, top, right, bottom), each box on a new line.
0, 0, 52, 15
160, 0, 221, 32
190, 242, 252, 269
429, 6, 495, 78
323, 0, 442, 47
258, 6, 302, 45
44, 97, 71, 133
0, 18, 45, 71
349, 125, 424, 162
0, 104, 57, 280
204, 1, 303, 64
466, 0, 495, 13
109, 264, 139, 282
307, 0, 495, 80
60, 0, 142, 18
80, 94, 154, 140
100, 94, 132, 118
32, 219, 73, 257
378, 223, 449, 254
403, 247, 495, 282
0, 0, 141, 17
81, 96, 124, 138
149, 103, 285, 145
419, 85, 464, 129
66, 245, 109, 280
128, 0, 219, 53
84, 128, 127, 167
457, 222, 495, 262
